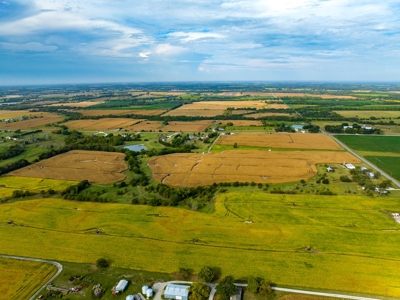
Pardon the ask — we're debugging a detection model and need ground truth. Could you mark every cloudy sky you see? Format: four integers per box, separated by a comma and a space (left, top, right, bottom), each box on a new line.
1, 0, 400, 84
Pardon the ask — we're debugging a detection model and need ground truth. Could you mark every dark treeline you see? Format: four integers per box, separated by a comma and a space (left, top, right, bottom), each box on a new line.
0, 144, 25, 160
0, 159, 30, 176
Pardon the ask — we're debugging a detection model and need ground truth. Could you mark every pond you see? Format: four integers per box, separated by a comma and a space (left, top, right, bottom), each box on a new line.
124, 144, 147, 152
291, 125, 304, 130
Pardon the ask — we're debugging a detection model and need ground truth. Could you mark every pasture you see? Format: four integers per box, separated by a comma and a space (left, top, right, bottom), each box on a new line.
1, 194, 400, 297
149, 150, 359, 186
217, 133, 343, 150
334, 135, 400, 153
163, 121, 213, 132
10, 150, 128, 184
333, 110, 400, 119
65, 118, 143, 131
0, 114, 64, 130
364, 156, 400, 181
0, 110, 45, 120
76, 109, 166, 116
0, 257, 57, 300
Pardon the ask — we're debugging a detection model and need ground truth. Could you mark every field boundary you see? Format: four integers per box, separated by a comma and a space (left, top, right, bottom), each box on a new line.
0, 254, 63, 300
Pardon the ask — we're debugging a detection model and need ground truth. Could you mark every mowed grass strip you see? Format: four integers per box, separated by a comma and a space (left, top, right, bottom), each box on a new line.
1, 195, 400, 297
0, 257, 57, 300
335, 135, 400, 153
364, 156, 400, 181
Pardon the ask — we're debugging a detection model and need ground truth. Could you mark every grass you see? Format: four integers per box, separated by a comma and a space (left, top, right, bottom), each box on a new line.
1, 194, 400, 297
364, 156, 400, 181
333, 110, 400, 119
334, 135, 400, 153
0, 176, 77, 192
0, 257, 57, 300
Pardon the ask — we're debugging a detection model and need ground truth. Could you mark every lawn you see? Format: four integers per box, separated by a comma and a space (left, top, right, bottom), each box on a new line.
334, 135, 400, 153
1, 193, 400, 297
364, 156, 400, 181
0, 257, 57, 300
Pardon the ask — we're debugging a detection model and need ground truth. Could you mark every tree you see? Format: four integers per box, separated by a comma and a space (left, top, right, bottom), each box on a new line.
96, 258, 109, 268
190, 283, 211, 300
259, 280, 272, 294
247, 276, 260, 293
176, 267, 191, 280
216, 276, 237, 300
198, 266, 215, 282
233, 143, 238, 148
322, 179, 329, 184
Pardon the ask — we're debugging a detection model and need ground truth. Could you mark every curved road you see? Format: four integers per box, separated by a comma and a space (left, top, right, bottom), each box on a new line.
0, 254, 63, 300
322, 131, 400, 188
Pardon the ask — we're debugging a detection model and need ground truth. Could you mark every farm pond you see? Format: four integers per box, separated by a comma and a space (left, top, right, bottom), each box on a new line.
124, 144, 147, 152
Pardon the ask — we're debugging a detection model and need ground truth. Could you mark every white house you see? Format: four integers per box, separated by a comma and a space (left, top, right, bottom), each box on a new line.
345, 163, 356, 170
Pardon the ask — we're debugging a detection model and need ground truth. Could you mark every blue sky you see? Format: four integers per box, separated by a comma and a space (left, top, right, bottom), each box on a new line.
1, 0, 400, 84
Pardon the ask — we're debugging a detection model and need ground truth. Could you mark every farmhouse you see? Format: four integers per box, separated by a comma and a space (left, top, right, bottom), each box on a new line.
345, 163, 356, 170
164, 284, 190, 300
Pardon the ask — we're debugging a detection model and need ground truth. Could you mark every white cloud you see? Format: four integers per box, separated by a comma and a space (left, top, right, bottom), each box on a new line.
169, 32, 224, 43
0, 42, 57, 52
139, 52, 150, 58
154, 44, 186, 56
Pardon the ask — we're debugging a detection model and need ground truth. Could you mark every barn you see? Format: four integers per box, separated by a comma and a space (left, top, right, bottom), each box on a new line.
164, 284, 190, 300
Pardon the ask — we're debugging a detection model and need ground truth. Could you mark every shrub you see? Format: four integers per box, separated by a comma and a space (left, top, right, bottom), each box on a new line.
96, 258, 109, 268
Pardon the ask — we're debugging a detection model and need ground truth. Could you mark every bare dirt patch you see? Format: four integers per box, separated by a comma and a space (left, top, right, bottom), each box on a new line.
163, 121, 213, 132
217, 133, 343, 150
65, 118, 143, 131
76, 109, 166, 116
10, 150, 128, 184
149, 150, 360, 186
0, 113, 64, 130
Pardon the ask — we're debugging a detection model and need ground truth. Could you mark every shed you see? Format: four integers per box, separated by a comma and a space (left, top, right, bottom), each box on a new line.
368, 172, 375, 179
164, 284, 190, 300
116, 280, 129, 292
345, 163, 355, 170
326, 167, 333, 172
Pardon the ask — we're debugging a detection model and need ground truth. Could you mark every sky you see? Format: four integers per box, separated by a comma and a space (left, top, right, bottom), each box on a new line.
0, 0, 400, 85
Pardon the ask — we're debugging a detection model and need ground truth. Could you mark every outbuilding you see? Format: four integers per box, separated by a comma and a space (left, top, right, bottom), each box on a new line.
116, 280, 129, 292
345, 163, 356, 170
164, 284, 190, 300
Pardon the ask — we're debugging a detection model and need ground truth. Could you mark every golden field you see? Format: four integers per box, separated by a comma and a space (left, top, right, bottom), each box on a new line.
10, 150, 128, 184
176, 101, 287, 110
0, 113, 64, 130
246, 112, 293, 118
0, 110, 46, 120
148, 150, 359, 186
126, 121, 163, 131
162, 109, 226, 117
0, 257, 57, 300
220, 120, 264, 126
76, 109, 166, 116
272, 93, 356, 99
49, 101, 103, 107
65, 118, 143, 131
216, 133, 343, 150
163, 121, 213, 132
0, 193, 400, 297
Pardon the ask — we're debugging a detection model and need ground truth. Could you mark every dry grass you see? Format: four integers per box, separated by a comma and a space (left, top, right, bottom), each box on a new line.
126, 121, 163, 131
149, 150, 359, 186
10, 150, 128, 184
49, 101, 104, 107
217, 133, 343, 150
76, 109, 166, 116
163, 109, 226, 117
177, 101, 287, 110
0, 114, 64, 130
0, 110, 46, 120
219, 120, 264, 126
246, 112, 293, 118
0, 257, 57, 300
163, 121, 213, 132
65, 118, 143, 130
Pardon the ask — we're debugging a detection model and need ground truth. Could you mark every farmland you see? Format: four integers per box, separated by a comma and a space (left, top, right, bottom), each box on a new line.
334, 135, 400, 153
272, 93, 356, 99
0, 257, 57, 300
126, 120, 163, 131
49, 101, 104, 107
0, 113, 64, 129
0, 110, 46, 120
65, 118, 143, 131
163, 109, 226, 117
364, 156, 400, 181
216, 134, 343, 150
1, 194, 400, 297
219, 120, 264, 126
76, 109, 166, 116
10, 150, 128, 184
149, 150, 359, 186
175, 101, 287, 110
246, 112, 293, 118
163, 121, 213, 132
333, 110, 400, 119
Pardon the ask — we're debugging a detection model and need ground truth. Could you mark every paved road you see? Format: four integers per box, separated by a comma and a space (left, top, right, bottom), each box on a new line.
321, 130, 400, 188
0, 254, 63, 300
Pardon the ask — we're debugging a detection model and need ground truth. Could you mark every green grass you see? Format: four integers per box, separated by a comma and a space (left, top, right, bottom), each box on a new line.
334, 135, 400, 153
364, 156, 400, 181
1, 194, 400, 297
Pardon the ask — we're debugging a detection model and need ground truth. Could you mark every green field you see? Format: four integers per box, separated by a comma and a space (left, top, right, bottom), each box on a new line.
364, 156, 400, 181
334, 135, 400, 153
1, 193, 400, 297
0, 257, 57, 299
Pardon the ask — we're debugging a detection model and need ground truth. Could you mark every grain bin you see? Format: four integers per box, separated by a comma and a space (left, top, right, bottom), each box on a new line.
142, 286, 149, 294
146, 288, 153, 298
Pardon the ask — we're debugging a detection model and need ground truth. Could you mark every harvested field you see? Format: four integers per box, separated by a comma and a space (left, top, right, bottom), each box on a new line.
49, 101, 103, 107
246, 112, 293, 118
218, 92, 274, 96
333, 110, 400, 119
230, 110, 255, 115
163, 121, 213, 132
10, 150, 128, 184
0, 113, 64, 130
149, 150, 360, 186
220, 120, 264, 126
65, 118, 143, 130
217, 133, 343, 150
163, 109, 225, 117
0, 110, 45, 120
126, 121, 163, 131
0, 257, 57, 300
76, 109, 166, 116
273, 93, 356, 99
177, 101, 287, 110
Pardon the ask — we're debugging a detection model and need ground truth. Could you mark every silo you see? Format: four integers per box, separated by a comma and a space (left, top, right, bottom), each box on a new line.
146, 288, 153, 298
142, 286, 149, 294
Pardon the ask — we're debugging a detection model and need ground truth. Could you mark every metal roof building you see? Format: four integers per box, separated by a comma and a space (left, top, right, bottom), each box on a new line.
116, 279, 129, 292
164, 284, 190, 300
